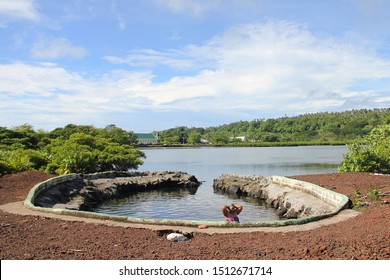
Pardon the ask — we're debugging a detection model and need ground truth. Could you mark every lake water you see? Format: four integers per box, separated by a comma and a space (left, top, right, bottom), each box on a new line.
94, 146, 347, 222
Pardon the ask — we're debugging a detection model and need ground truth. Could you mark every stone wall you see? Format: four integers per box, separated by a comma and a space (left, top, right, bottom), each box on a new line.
27, 171, 200, 211
24, 172, 349, 228
213, 174, 349, 219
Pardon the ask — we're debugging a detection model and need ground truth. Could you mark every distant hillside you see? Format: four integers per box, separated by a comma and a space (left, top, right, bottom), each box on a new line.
157, 108, 390, 145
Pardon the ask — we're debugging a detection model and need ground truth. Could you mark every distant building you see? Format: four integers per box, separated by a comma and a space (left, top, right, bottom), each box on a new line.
136, 133, 159, 145
230, 136, 246, 141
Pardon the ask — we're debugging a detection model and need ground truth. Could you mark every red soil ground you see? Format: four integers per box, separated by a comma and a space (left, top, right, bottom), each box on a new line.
0, 171, 389, 260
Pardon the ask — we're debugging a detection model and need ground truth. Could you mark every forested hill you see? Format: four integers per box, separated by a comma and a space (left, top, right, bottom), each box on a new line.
157, 108, 390, 145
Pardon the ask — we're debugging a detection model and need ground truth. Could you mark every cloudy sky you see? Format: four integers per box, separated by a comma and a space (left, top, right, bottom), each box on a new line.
1, 0, 389, 132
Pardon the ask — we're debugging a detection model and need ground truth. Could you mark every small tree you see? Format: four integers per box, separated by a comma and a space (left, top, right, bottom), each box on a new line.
187, 130, 201, 144
98, 144, 145, 171
339, 124, 390, 174
49, 142, 98, 174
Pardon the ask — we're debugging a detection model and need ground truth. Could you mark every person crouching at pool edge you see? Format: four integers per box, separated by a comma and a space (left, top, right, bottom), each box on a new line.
222, 204, 243, 223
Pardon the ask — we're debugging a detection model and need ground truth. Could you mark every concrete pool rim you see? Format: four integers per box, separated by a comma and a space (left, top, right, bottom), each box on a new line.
23, 173, 350, 228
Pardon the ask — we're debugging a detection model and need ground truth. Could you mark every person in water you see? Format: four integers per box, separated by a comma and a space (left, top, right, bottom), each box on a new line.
221, 204, 243, 223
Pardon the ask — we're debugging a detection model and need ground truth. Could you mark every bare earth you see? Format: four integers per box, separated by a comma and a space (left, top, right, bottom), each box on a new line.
0, 171, 389, 260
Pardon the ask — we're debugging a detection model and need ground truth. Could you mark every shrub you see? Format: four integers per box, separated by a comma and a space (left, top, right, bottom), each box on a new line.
98, 144, 145, 171
0, 149, 35, 175
339, 125, 390, 174
49, 142, 98, 174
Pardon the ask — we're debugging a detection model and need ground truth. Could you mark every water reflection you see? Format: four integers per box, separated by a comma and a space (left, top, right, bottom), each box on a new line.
94, 186, 278, 222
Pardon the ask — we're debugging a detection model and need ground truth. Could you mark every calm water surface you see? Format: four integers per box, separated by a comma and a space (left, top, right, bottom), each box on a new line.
94, 146, 347, 222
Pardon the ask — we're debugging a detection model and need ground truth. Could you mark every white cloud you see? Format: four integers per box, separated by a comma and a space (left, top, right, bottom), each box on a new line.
0, 62, 155, 128
30, 37, 87, 59
0, 62, 86, 97
1, 21, 389, 130
0, 0, 40, 21
0, 62, 153, 105
104, 21, 390, 112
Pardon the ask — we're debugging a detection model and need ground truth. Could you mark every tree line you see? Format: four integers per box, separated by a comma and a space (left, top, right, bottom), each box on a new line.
0, 124, 144, 176
157, 108, 390, 145
1, 108, 389, 176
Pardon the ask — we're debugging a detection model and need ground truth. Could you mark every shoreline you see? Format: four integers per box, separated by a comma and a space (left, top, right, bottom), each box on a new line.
137, 142, 350, 148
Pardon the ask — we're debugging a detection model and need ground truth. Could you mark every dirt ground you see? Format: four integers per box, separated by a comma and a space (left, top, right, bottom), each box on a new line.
0, 171, 389, 260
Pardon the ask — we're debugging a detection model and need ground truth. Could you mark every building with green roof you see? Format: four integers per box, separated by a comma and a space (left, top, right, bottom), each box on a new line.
136, 133, 159, 145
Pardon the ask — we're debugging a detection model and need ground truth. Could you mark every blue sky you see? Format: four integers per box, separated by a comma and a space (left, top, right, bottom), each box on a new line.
1, 0, 389, 132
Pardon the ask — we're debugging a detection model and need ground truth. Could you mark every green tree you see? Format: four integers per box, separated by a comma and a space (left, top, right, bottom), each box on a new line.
187, 130, 201, 144
102, 124, 138, 145
98, 144, 145, 171
210, 132, 229, 144
339, 124, 390, 174
0, 124, 39, 149
46, 131, 145, 174
158, 126, 190, 144
0, 124, 146, 176
49, 141, 98, 174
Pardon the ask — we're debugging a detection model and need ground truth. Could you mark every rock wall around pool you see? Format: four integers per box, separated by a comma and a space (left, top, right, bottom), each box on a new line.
27, 171, 201, 211
213, 174, 349, 219
24, 171, 349, 227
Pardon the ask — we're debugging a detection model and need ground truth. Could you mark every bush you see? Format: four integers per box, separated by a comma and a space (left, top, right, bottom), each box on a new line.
98, 144, 145, 171
46, 131, 145, 174
0, 149, 33, 175
1, 124, 145, 176
339, 125, 390, 174
49, 142, 98, 174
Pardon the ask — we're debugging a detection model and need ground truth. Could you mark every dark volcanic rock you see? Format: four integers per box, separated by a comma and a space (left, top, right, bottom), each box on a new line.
34, 171, 201, 211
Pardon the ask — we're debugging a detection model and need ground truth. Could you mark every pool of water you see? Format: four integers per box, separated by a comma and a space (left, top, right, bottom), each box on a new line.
94, 186, 279, 222
93, 146, 346, 222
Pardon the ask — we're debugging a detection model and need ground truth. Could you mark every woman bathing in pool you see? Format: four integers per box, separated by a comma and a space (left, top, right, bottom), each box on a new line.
221, 204, 243, 223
